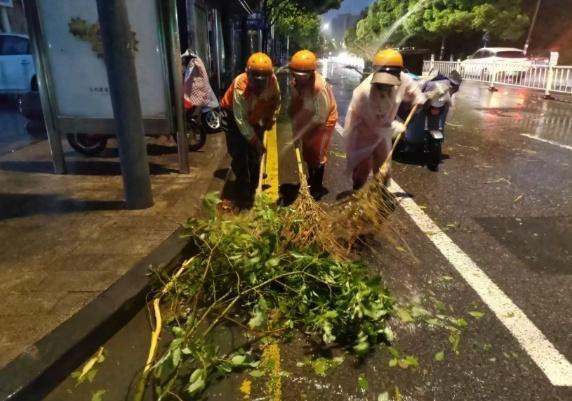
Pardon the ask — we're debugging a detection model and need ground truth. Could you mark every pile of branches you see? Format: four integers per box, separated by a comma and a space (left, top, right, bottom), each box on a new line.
141, 193, 394, 400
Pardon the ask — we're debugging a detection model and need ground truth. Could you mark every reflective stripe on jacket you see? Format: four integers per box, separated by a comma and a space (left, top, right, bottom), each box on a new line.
220, 73, 281, 141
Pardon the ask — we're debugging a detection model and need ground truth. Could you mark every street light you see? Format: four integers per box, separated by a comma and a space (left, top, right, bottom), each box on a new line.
524, 0, 542, 55
321, 22, 330, 33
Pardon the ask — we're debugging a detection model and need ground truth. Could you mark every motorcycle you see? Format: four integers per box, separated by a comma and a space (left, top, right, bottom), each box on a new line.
66, 51, 221, 156
395, 69, 461, 171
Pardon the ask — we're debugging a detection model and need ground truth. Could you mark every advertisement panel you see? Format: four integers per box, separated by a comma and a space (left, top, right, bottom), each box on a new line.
36, 0, 168, 119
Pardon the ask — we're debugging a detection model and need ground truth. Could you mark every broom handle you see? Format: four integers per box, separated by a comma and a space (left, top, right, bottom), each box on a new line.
295, 146, 305, 179
256, 129, 268, 196
378, 104, 419, 177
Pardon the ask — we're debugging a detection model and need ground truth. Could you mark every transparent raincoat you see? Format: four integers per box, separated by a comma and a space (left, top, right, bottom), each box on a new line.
342, 72, 426, 178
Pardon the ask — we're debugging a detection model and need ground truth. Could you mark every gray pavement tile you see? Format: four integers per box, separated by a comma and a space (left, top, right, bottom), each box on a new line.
33, 270, 124, 293
0, 292, 65, 317
47, 252, 147, 273
0, 269, 48, 293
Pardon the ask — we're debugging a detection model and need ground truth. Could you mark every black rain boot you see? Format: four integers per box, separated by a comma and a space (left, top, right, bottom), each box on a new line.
314, 165, 327, 199
307, 166, 316, 193
310, 165, 327, 199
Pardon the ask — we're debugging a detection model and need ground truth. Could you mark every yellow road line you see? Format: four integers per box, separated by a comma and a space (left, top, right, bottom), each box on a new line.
262, 343, 282, 401
263, 124, 280, 201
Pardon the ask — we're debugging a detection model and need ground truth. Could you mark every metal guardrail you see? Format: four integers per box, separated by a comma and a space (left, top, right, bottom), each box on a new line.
423, 60, 572, 96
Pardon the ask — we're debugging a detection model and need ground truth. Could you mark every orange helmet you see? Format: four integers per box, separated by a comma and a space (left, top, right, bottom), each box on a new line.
290, 50, 317, 73
246, 52, 273, 74
373, 49, 404, 68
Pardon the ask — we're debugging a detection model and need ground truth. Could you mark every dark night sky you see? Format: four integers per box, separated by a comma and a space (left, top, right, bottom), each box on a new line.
323, 0, 372, 21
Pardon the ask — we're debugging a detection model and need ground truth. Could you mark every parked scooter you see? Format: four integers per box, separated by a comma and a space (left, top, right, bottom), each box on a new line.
395, 69, 461, 171
64, 51, 221, 155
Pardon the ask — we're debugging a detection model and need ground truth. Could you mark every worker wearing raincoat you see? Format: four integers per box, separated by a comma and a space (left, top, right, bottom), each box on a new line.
288, 50, 338, 199
343, 49, 426, 189
221, 52, 281, 200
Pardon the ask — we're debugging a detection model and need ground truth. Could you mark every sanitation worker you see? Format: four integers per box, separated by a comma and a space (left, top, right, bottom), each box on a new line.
288, 50, 338, 199
221, 52, 281, 201
343, 48, 426, 190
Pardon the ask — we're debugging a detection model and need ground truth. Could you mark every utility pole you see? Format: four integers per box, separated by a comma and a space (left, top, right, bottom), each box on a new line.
96, 0, 153, 209
524, 0, 542, 55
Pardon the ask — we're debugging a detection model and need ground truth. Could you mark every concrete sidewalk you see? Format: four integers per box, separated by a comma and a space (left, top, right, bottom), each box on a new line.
0, 133, 228, 369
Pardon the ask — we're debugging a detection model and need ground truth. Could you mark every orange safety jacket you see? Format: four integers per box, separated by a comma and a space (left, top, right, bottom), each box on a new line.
288, 72, 338, 167
220, 73, 281, 141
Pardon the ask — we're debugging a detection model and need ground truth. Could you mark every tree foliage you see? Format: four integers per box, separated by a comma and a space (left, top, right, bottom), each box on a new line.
345, 0, 530, 58
274, 4, 325, 54
256, 0, 340, 55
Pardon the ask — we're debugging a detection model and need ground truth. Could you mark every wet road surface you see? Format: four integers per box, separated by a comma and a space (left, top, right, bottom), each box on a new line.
46, 62, 572, 401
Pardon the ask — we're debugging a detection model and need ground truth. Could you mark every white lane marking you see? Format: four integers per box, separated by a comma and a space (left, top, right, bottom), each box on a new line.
521, 133, 572, 151
388, 180, 572, 387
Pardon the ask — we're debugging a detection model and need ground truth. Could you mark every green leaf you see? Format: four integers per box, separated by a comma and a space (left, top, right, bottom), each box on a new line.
231, 354, 247, 366
172, 348, 181, 367
172, 326, 185, 338
388, 346, 400, 358
357, 374, 369, 392
248, 310, 265, 330
190, 368, 204, 383
91, 390, 106, 401
403, 356, 419, 368
188, 377, 206, 395
353, 340, 370, 357
396, 308, 413, 323
378, 392, 390, 401
449, 331, 461, 354
468, 311, 485, 319
266, 257, 281, 267
86, 369, 97, 383
389, 358, 398, 368
454, 318, 468, 328
304, 356, 344, 377
249, 370, 266, 378
434, 351, 445, 361
411, 306, 432, 319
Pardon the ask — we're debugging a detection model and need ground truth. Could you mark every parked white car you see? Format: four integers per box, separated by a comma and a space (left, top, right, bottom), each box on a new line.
0, 33, 36, 95
460, 47, 530, 82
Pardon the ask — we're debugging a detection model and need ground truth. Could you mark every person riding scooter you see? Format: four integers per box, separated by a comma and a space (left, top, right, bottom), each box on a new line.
395, 69, 462, 170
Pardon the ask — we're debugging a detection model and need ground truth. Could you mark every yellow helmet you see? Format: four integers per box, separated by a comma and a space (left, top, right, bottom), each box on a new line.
246, 52, 273, 74
290, 50, 317, 72
373, 49, 404, 68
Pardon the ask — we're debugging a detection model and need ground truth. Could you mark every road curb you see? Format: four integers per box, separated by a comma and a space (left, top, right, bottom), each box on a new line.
0, 156, 232, 401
